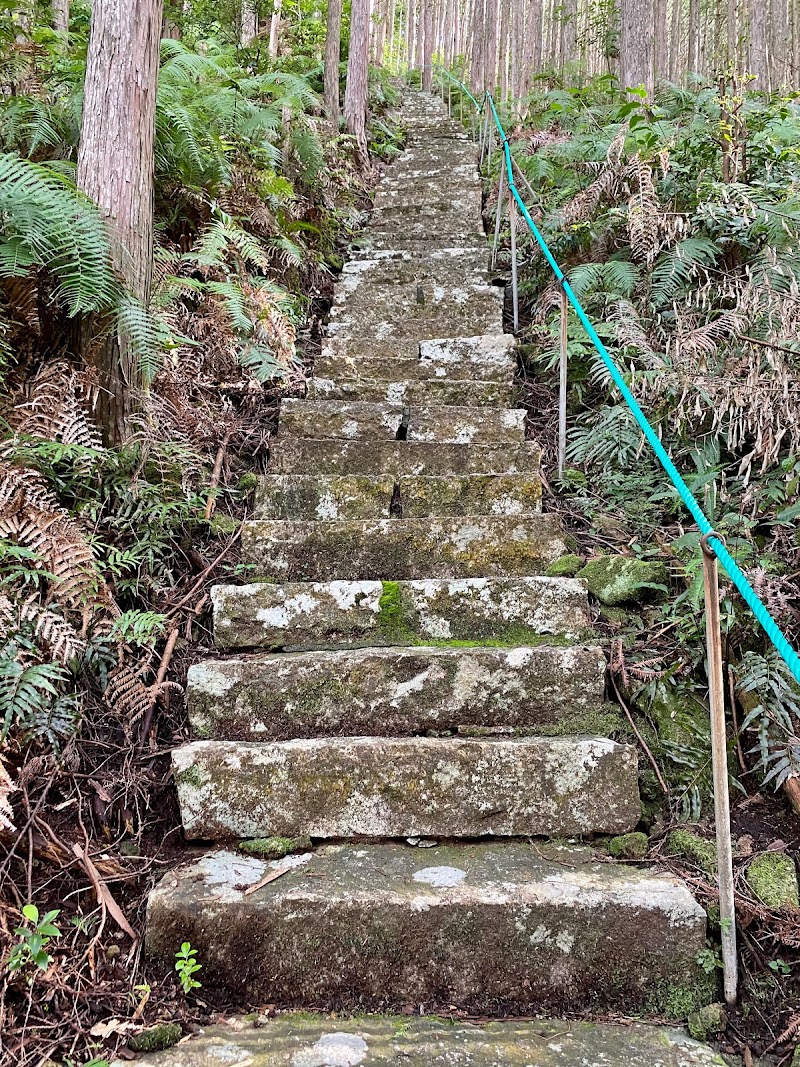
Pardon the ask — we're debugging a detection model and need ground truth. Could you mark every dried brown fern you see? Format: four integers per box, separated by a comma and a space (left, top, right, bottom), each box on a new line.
626, 158, 661, 267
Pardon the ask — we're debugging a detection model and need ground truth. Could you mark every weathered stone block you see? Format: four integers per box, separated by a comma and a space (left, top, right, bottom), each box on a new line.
308, 376, 518, 407
267, 439, 542, 476
111, 1014, 729, 1067
278, 400, 525, 446
254, 473, 541, 521
240, 514, 567, 580
316, 333, 515, 384
211, 575, 591, 651
172, 736, 640, 839
186, 644, 606, 740
327, 283, 502, 339
146, 841, 712, 1016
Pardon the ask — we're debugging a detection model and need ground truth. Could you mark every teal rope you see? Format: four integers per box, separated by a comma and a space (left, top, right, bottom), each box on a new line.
436, 81, 800, 685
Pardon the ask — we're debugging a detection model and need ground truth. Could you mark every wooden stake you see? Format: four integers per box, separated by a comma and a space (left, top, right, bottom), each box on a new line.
492, 162, 506, 269
558, 286, 568, 479
701, 532, 738, 1006
509, 189, 519, 332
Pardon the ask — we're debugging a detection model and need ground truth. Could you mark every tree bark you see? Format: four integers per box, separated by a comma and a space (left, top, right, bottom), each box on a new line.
421, 0, 434, 89
241, 1, 259, 45
470, 0, 486, 89
749, 0, 768, 84
688, 0, 700, 75
484, 0, 499, 90
344, 0, 370, 160
620, 0, 654, 94
52, 0, 69, 33
771, 0, 790, 86
324, 0, 343, 120
654, 0, 668, 84
77, 0, 162, 445
561, 0, 577, 72
269, 0, 282, 56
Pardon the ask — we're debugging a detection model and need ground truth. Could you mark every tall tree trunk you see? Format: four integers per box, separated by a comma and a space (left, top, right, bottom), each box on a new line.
654, 0, 667, 84
688, 0, 700, 74
324, 0, 343, 120
241, 1, 258, 45
52, 0, 69, 32
77, 0, 162, 445
771, 0, 789, 86
727, 0, 738, 66
561, 0, 577, 72
344, 0, 370, 160
269, 0, 282, 55
669, 0, 682, 80
749, 0, 768, 84
422, 0, 434, 87
484, 0, 498, 89
620, 0, 654, 93
470, 0, 486, 88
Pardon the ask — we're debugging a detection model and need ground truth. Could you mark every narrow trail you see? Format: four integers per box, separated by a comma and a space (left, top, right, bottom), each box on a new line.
138, 92, 723, 1065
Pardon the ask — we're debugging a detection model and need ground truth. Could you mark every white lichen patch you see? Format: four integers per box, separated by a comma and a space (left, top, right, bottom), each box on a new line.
291, 1032, 369, 1067
413, 865, 466, 887
205, 1041, 254, 1065
187, 662, 239, 698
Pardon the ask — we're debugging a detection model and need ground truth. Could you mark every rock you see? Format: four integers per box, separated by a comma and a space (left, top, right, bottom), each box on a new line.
608, 832, 649, 859
241, 515, 568, 581
687, 1003, 728, 1041
211, 576, 591, 651
746, 852, 800, 909
268, 439, 542, 477
577, 556, 669, 606
128, 1023, 182, 1053
172, 736, 640, 840
308, 376, 518, 407
238, 836, 312, 860
186, 644, 606, 741
667, 830, 717, 878
145, 842, 709, 1017
545, 554, 583, 578
112, 1015, 729, 1067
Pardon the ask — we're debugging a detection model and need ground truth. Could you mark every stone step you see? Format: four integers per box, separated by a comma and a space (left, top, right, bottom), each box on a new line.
253, 473, 541, 520
146, 841, 711, 1017
212, 576, 591, 651
240, 514, 565, 580
308, 376, 517, 406
374, 183, 481, 209
359, 232, 487, 254
110, 1014, 727, 1066
186, 644, 605, 741
278, 400, 525, 445
331, 275, 492, 312
327, 283, 502, 339
341, 246, 490, 284
268, 439, 541, 476
172, 736, 639, 839
316, 334, 516, 383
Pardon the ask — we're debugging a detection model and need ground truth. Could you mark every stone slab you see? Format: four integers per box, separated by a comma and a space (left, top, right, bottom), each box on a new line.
145, 840, 711, 1015
330, 275, 495, 313
327, 286, 502, 340
307, 376, 517, 406
112, 1015, 727, 1067
316, 333, 515, 383
278, 401, 525, 446
211, 576, 592, 651
172, 736, 640, 839
253, 473, 541, 521
186, 644, 606, 740
240, 514, 566, 580
340, 247, 490, 284
267, 439, 541, 476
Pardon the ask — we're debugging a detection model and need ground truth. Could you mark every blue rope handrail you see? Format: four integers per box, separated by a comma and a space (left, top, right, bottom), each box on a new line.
436, 67, 800, 687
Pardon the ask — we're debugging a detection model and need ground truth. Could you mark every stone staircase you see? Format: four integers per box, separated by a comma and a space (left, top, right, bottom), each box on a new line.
146, 92, 712, 1025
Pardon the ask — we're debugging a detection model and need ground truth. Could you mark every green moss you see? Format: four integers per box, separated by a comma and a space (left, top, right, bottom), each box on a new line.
667, 829, 717, 877
607, 832, 649, 859
377, 580, 415, 642
687, 1002, 727, 1040
746, 852, 799, 909
237, 473, 259, 494
176, 765, 203, 789
128, 1022, 182, 1052
238, 835, 312, 860
647, 969, 718, 1019
545, 553, 583, 578
577, 556, 669, 606
208, 513, 240, 538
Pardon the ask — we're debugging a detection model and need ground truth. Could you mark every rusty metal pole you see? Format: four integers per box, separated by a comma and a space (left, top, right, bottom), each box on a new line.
509, 190, 519, 333
701, 532, 738, 1006
558, 287, 568, 480
492, 163, 506, 269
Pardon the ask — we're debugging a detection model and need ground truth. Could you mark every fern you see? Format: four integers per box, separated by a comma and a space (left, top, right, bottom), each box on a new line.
0, 643, 70, 741
567, 404, 644, 471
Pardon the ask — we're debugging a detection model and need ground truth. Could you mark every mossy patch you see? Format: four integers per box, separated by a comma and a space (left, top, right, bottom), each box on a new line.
687, 1002, 727, 1041
607, 832, 649, 859
667, 829, 717, 877
577, 556, 668, 606
545, 553, 583, 578
647, 968, 718, 1019
128, 1022, 182, 1052
746, 852, 799, 909
208, 513, 240, 538
238, 836, 312, 860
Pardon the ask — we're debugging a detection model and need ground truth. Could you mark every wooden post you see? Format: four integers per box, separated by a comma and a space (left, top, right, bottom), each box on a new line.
558, 286, 568, 479
509, 189, 519, 332
700, 532, 739, 1007
491, 162, 506, 268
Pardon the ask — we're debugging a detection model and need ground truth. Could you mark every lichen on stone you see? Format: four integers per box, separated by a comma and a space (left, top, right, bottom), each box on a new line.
545, 554, 583, 578
577, 555, 668, 606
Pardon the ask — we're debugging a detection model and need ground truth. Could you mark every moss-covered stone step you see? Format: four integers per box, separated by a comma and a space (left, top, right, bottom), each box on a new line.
374, 184, 481, 211
172, 735, 639, 839
268, 439, 541, 476
186, 644, 605, 741
253, 473, 541, 521
240, 515, 565, 580
111, 1014, 728, 1067
308, 376, 517, 406
360, 232, 488, 254
317, 333, 515, 382
330, 275, 496, 315
211, 576, 591, 651
341, 246, 490, 285
327, 283, 502, 339
146, 840, 711, 1016
278, 400, 525, 446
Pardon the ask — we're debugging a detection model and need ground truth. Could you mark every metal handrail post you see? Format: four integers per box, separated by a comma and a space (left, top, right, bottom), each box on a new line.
558, 287, 568, 479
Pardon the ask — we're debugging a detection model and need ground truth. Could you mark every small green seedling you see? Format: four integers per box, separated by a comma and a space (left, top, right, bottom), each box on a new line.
174, 941, 202, 994
7, 904, 61, 972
